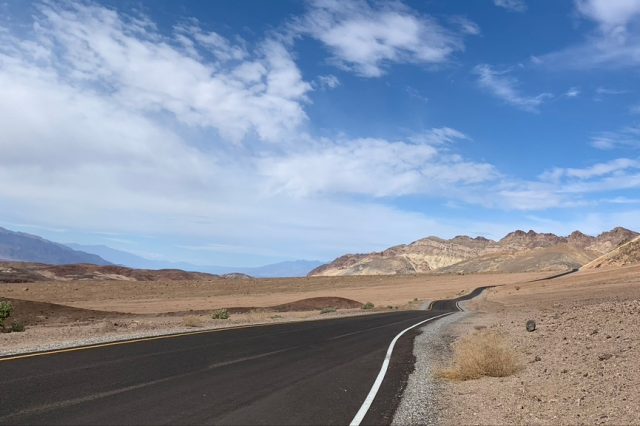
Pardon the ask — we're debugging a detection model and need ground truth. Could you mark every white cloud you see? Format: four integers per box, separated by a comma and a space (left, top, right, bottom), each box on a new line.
541, 158, 640, 181
408, 127, 469, 145
596, 87, 628, 95
315, 74, 341, 89
5, 1, 312, 144
575, 0, 640, 32
539, 0, 640, 69
494, 0, 527, 13
293, 0, 476, 77
565, 87, 580, 97
473, 64, 552, 112
260, 134, 498, 198
450, 16, 481, 35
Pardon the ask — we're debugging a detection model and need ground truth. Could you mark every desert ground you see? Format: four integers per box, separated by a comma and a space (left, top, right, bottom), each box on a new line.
433, 264, 640, 425
0, 271, 548, 355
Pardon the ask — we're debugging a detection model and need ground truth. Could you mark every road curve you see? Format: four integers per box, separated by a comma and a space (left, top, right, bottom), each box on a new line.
0, 289, 486, 425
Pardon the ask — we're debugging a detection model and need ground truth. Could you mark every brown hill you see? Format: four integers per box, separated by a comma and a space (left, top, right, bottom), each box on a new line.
0, 262, 225, 283
581, 236, 640, 270
309, 227, 639, 276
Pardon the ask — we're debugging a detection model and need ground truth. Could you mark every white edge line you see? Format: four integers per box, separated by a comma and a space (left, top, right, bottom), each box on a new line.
349, 311, 453, 426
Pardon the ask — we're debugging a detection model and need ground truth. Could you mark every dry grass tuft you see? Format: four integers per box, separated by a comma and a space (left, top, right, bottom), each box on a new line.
182, 316, 204, 328
438, 330, 520, 381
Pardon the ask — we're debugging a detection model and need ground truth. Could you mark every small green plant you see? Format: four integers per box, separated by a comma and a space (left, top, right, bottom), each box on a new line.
10, 322, 25, 332
211, 309, 230, 320
320, 307, 337, 314
0, 300, 13, 329
362, 302, 375, 310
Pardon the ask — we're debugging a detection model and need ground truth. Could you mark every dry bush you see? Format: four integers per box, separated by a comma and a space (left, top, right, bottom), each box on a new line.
439, 330, 520, 381
182, 316, 204, 328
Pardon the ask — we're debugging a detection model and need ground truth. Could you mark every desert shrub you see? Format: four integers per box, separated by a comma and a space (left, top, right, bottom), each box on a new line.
0, 300, 13, 328
182, 316, 204, 327
211, 309, 230, 320
10, 322, 25, 332
362, 302, 375, 310
438, 330, 520, 381
320, 307, 336, 314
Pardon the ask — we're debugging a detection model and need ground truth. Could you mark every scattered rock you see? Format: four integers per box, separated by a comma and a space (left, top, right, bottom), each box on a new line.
526, 320, 536, 332
598, 353, 613, 361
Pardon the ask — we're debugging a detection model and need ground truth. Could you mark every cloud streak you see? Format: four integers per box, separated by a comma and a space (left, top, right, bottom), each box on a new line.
473, 64, 551, 112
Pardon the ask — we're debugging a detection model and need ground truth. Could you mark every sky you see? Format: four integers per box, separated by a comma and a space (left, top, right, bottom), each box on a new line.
1, 0, 640, 267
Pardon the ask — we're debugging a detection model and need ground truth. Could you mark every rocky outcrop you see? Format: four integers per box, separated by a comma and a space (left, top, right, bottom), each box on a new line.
499, 230, 566, 251
587, 227, 639, 254
582, 236, 640, 270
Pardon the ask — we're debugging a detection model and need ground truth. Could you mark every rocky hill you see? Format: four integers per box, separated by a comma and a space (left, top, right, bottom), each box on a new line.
581, 236, 640, 270
308, 236, 500, 276
309, 227, 639, 276
0, 227, 110, 266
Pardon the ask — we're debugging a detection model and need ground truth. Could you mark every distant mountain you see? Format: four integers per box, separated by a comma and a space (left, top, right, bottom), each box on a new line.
309, 227, 640, 276
239, 260, 325, 278
67, 243, 323, 278
0, 227, 111, 266
65, 244, 199, 271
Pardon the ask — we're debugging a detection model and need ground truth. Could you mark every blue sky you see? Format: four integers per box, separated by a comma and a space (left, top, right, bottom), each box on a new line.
1, 0, 640, 267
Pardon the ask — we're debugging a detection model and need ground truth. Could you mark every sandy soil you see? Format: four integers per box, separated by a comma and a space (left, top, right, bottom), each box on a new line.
438, 264, 640, 425
0, 272, 546, 314
0, 271, 546, 355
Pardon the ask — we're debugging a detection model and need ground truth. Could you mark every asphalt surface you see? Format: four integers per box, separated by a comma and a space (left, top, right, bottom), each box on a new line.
0, 289, 486, 425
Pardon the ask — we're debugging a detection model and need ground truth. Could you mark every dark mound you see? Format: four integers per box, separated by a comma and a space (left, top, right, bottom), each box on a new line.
272, 297, 363, 311
224, 297, 364, 314
0, 297, 126, 326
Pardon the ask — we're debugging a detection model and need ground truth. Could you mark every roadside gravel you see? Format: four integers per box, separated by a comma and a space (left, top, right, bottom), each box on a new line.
393, 297, 478, 425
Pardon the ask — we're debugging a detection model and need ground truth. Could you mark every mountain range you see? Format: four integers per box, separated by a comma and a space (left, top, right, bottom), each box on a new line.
309, 227, 640, 276
0, 227, 322, 277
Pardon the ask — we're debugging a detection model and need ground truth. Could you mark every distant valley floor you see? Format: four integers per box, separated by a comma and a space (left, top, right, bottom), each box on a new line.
0, 271, 548, 355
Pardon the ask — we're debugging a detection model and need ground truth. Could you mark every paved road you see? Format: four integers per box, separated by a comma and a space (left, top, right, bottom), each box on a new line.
0, 289, 485, 425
